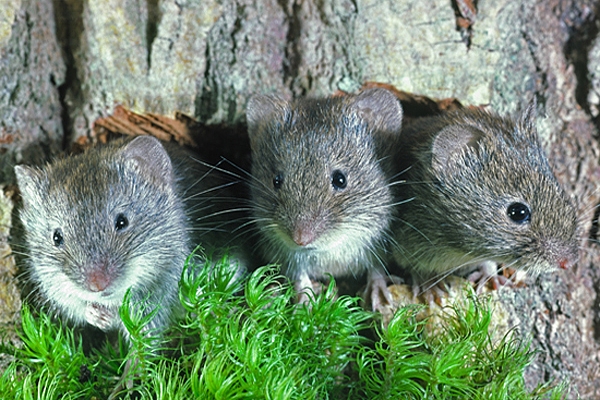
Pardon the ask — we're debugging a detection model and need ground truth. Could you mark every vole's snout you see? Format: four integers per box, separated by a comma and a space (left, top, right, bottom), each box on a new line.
561, 248, 579, 270
293, 226, 316, 246
558, 258, 573, 270
543, 238, 579, 271
85, 265, 114, 292
291, 214, 327, 247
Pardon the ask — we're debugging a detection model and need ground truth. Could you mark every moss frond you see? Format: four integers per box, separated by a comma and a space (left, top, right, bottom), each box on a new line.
0, 253, 567, 399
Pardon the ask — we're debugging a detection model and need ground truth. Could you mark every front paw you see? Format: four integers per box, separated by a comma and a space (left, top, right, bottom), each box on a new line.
363, 267, 404, 313
85, 303, 117, 331
467, 261, 514, 292
294, 275, 324, 306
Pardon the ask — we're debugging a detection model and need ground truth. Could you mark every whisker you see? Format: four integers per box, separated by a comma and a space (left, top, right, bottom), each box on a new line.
415, 251, 513, 295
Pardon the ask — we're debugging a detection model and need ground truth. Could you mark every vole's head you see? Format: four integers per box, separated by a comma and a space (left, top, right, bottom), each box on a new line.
415, 105, 578, 275
246, 88, 403, 264
15, 136, 188, 307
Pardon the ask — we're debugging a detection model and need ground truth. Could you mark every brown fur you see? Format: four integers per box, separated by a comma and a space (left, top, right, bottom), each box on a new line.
393, 106, 579, 283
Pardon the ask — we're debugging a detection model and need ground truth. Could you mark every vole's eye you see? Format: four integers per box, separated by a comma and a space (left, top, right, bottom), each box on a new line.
331, 170, 347, 190
507, 202, 531, 224
52, 229, 64, 247
273, 173, 284, 190
115, 213, 129, 231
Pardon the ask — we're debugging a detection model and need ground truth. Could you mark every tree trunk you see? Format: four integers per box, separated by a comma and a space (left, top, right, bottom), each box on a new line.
1, 0, 599, 395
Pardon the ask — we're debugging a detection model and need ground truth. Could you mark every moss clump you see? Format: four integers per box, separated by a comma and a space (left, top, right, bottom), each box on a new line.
0, 253, 566, 399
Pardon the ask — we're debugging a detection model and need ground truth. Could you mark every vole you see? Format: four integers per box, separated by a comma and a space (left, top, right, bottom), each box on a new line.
392, 104, 579, 293
14, 135, 245, 341
245, 88, 404, 311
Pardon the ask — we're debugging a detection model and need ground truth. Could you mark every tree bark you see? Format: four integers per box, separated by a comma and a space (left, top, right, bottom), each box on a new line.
1, 0, 600, 395
0, 0, 64, 181
0, 0, 65, 367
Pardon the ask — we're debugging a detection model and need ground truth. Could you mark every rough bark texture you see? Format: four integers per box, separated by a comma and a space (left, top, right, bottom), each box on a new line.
0, 0, 65, 181
0, 0, 65, 364
1, 0, 600, 396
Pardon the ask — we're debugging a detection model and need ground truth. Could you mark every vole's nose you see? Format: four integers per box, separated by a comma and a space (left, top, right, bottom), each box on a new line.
292, 215, 326, 247
558, 257, 573, 270
85, 267, 112, 292
293, 225, 317, 246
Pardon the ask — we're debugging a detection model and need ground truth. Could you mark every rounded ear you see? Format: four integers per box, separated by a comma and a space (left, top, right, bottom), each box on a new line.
246, 94, 288, 139
431, 124, 483, 171
518, 98, 538, 138
349, 88, 403, 135
122, 136, 173, 183
14, 165, 43, 204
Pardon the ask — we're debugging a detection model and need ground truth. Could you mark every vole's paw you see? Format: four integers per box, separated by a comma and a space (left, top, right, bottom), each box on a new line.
363, 267, 404, 313
413, 281, 449, 307
85, 302, 116, 331
296, 290, 313, 306
294, 273, 324, 307
467, 261, 514, 292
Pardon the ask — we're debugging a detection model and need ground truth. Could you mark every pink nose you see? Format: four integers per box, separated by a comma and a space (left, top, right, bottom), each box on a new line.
558, 258, 571, 270
293, 228, 316, 246
86, 269, 111, 292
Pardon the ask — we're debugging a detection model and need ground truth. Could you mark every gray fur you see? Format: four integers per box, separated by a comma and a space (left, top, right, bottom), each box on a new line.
15, 135, 241, 338
393, 107, 579, 282
246, 88, 403, 287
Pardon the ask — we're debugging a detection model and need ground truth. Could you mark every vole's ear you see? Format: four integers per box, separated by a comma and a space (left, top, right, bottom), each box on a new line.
517, 98, 538, 140
122, 135, 173, 182
522, 98, 537, 128
246, 95, 289, 143
431, 124, 482, 171
349, 88, 403, 136
14, 165, 43, 205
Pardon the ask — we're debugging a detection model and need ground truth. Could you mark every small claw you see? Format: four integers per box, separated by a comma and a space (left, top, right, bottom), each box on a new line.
413, 282, 447, 307
364, 268, 403, 313
296, 290, 312, 306
370, 279, 392, 313
467, 261, 514, 292
294, 272, 321, 306
490, 274, 512, 290
411, 283, 420, 300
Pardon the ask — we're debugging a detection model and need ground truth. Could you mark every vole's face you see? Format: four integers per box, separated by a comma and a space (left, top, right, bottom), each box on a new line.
432, 119, 579, 275
477, 162, 578, 275
16, 149, 187, 308
40, 170, 140, 303
249, 101, 394, 262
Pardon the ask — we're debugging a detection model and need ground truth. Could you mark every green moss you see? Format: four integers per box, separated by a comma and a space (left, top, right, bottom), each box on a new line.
0, 253, 567, 399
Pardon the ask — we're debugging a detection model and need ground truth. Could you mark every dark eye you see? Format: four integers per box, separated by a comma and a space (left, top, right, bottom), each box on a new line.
115, 213, 129, 231
507, 202, 531, 224
52, 229, 64, 247
273, 173, 284, 190
331, 170, 347, 190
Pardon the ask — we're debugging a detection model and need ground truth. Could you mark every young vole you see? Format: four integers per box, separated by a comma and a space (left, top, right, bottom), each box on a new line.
393, 105, 579, 293
14, 135, 244, 341
245, 88, 403, 311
